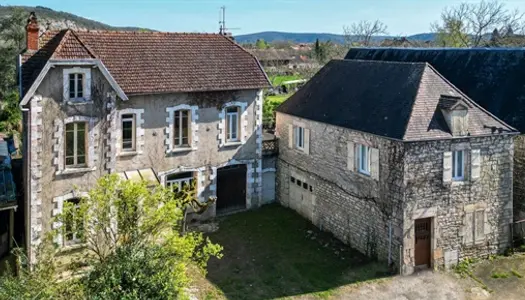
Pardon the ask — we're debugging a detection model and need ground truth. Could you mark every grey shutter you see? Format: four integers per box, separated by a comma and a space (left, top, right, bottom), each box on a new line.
288, 124, 293, 148
443, 151, 452, 183
474, 210, 485, 244
347, 142, 355, 171
471, 149, 481, 180
304, 129, 310, 155
370, 148, 379, 180
463, 211, 474, 246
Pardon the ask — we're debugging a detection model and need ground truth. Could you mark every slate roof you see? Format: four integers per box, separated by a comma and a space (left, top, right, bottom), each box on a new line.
276, 60, 516, 141
345, 48, 525, 132
21, 29, 270, 96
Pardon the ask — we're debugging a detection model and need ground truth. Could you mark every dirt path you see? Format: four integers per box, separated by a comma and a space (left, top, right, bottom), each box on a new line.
331, 271, 485, 300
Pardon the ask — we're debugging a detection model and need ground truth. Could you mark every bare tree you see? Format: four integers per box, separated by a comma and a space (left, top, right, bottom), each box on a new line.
432, 0, 525, 47
343, 20, 388, 47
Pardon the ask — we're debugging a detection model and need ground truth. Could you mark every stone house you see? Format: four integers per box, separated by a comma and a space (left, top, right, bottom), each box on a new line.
19, 13, 270, 263
275, 59, 518, 275
345, 48, 525, 220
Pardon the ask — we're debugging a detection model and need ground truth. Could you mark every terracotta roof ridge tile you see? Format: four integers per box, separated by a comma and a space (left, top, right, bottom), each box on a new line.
69, 30, 98, 58
50, 29, 72, 59
75, 29, 223, 36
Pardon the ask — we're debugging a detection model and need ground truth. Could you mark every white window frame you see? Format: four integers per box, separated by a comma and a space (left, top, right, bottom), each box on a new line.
166, 172, 194, 192
357, 144, 371, 175
121, 113, 136, 152
165, 105, 199, 153
65, 122, 87, 168
226, 106, 240, 143
294, 126, 305, 150
174, 109, 191, 147
452, 150, 465, 181
68, 73, 84, 100
219, 101, 248, 147
63, 67, 91, 102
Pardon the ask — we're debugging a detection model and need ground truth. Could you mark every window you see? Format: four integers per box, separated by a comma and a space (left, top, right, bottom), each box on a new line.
226, 106, 240, 143
121, 114, 135, 151
68, 73, 84, 100
296, 179, 302, 187
166, 172, 194, 192
294, 126, 304, 149
452, 150, 464, 181
357, 144, 371, 175
290, 176, 296, 184
174, 110, 190, 147
65, 122, 87, 167
63, 198, 84, 246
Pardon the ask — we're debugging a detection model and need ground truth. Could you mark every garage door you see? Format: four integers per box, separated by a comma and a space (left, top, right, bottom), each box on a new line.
216, 164, 247, 212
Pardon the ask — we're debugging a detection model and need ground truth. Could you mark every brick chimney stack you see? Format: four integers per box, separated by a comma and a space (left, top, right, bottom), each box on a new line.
26, 12, 39, 51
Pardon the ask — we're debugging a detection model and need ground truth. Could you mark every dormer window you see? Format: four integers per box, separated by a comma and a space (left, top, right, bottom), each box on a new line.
69, 73, 84, 99
439, 95, 470, 136
63, 68, 91, 103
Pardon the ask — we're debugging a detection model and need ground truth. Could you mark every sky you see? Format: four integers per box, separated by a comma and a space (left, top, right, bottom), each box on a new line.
3, 0, 525, 35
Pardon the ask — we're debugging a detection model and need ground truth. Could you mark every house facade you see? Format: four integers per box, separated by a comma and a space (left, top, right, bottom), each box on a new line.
275, 60, 517, 274
19, 13, 270, 262
345, 48, 525, 221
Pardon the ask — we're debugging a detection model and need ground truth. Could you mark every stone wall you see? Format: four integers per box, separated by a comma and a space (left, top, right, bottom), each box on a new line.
514, 135, 525, 220
402, 136, 514, 274
275, 112, 405, 265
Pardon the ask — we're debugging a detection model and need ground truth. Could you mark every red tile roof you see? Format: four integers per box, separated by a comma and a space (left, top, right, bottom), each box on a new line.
21, 29, 270, 96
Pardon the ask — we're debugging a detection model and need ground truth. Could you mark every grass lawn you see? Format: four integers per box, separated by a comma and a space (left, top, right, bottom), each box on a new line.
470, 253, 525, 298
195, 204, 390, 300
270, 75, 302, 86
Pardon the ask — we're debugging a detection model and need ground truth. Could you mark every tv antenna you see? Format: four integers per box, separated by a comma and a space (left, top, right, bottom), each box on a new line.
219, 6, 240, 35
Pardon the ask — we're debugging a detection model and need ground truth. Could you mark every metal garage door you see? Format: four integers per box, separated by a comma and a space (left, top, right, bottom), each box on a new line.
216, 164, 247, 212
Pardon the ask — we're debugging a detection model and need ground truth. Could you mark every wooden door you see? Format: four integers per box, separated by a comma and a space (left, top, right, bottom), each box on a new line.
414, 218, 431, 268
216, 164, 247, 211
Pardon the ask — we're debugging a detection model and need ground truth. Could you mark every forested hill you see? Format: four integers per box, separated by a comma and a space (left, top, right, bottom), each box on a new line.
235, 31, 436, 44
0, 5, 149, 31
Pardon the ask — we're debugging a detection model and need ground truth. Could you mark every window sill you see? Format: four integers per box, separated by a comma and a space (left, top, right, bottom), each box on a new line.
451, 181, 466, 186
167, 147, 194, 154
56, 166, 96, 176
118, 151, 138, 157
64, 99, 92, 106
59, 242, 87, 253
223, 141, 243, 147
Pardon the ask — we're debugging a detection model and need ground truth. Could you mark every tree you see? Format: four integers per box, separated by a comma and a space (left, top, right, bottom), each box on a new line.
431, 0, 525, 47
343, 20, 388, 47
313, 38, 326, 63
255, 38, 268, 49
0, 8, 26, 98
0, 91, 22, 136
52, 174, 222, 299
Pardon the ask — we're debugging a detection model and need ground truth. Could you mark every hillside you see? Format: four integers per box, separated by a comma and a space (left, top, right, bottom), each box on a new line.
235, 31, 436, 44
0, 5, 149, 31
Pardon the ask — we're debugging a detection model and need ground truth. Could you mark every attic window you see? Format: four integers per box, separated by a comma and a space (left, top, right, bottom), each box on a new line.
63, 68, 91, 102
439, 95, 470, 136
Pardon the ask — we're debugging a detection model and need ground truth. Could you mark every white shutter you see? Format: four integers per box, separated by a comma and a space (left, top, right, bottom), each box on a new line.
347, 142, 355, 171
370, 148, 380, 180
443, 151, 452, 183
463, 211, 474, 246
288, 124, 293, 148
304, 129, 310, 155
471, 149, 481, 180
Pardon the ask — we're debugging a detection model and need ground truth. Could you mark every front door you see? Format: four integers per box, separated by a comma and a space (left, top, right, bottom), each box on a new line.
414, 218, 431, 268
216, 164, 247, 212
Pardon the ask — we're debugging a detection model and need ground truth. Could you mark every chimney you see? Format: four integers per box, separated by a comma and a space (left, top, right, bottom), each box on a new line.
26, 12, 39, 51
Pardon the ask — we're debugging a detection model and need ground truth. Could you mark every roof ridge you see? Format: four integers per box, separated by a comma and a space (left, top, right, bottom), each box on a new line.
339, 58, 427, 66
50, 29, 72, 59
69, 30, 98, 58
424, 63, 517, 132
76, 29, 223, 36
400, 64, 427, 140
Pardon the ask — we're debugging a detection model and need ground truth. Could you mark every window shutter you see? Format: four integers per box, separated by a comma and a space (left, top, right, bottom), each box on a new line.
463, 211, 474, 246
475, 210, 485, 244
304, 129, 310, 155
347, 142, 355, 171
370, 148, 379, 180
443, 151, 452, 183
288, 124, 293, 148
471, 149, 481, 180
